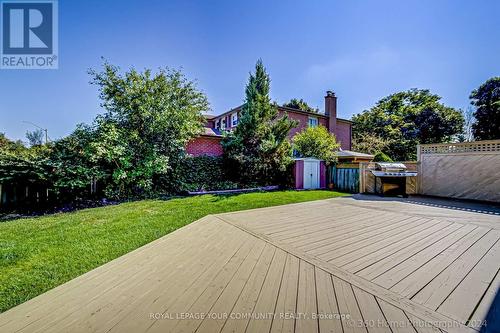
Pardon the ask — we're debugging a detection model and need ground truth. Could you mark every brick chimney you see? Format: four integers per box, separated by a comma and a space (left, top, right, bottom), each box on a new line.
325, 90, 337, 134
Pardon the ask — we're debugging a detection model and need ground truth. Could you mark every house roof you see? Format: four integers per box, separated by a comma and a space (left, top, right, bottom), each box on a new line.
203, 114, 217, 120
200, 127, 223, 137
214, 105, 331, 119
212, 106, 242, 119
277, 105, 328, 118
336, 150, 374, 158
211, 104, 353, 123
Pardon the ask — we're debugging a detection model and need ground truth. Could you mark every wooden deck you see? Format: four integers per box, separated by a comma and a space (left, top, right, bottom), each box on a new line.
1, 196, 499, 333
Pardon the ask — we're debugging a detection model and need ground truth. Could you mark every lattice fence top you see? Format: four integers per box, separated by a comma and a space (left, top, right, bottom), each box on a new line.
420, 140, 500, 154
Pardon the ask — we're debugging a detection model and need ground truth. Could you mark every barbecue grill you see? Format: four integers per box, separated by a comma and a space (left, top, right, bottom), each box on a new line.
370, 163, 417, 197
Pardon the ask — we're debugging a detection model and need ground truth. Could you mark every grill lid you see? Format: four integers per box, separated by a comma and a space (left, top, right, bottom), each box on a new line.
375, 162, 407, 171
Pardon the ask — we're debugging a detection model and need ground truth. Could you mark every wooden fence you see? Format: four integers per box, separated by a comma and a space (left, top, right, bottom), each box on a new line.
0, 183, 52, 210
418, 140, 500, 202
331, 164, 359, 193
0, 178, 100, 211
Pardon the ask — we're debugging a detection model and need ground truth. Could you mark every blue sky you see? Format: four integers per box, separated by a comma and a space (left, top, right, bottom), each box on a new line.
1, 0, 499, 141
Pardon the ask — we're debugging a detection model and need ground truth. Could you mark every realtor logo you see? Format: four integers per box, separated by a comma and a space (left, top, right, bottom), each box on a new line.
1, 0, 58, 69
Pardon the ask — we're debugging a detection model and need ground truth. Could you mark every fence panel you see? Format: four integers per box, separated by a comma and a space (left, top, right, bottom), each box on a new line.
332, 165, 359, 193
418, 140, 500, 203
0, 183, 52, 211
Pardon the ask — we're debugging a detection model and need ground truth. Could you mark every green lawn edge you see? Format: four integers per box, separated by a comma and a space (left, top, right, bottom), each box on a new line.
0, 190, 348, 313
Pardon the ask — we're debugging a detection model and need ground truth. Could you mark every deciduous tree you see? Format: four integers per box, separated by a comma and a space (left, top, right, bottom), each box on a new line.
88, 61, 209, 197
470, 77, 500, 140
352, 89, 464, 161
293, 125, 339, 163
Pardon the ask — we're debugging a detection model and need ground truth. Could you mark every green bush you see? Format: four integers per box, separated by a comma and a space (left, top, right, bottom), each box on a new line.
177, 156, 238, 192
373, 152, 393, 162
293, 125, 339, 163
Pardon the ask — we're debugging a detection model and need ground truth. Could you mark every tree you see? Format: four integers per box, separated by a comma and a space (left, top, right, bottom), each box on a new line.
0, 133, 26, 154
222, 60, 297, 185
26, 129, 44, 146
352, 133, 392, 155
49, 124, 107, 198
352, 89, 464, 161
0, 133, 51, 196
88, 61, 209, 197
470, 77, 500, 140
283, 98, 319, 113
373, 152, 393, 162
457, 107, 475, 142
293, 125, 339, 163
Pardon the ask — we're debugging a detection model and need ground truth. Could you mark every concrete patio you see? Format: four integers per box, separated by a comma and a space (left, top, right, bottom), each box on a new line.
0, 196, 499, 333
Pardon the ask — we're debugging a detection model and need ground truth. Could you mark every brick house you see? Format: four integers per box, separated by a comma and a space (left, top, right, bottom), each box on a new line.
186, 91, 352, 156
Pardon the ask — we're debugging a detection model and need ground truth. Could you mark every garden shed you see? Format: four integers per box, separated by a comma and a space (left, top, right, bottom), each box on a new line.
293, 158, 327, 190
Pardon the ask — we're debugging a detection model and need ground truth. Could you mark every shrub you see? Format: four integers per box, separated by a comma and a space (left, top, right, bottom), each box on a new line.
373, 152, 393, 162
176, 156, 238, 192
88, 61, 209, 198
293, 125, 339, 163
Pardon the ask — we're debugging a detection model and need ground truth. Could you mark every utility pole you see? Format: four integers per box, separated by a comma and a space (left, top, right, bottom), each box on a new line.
22, 121, 49, 144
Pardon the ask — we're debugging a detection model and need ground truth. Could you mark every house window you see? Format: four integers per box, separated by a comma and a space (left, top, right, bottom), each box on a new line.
221, 119, 226, 130
231, 113, 238, 126
215, 119, 220, 129
308, 117, 318, 127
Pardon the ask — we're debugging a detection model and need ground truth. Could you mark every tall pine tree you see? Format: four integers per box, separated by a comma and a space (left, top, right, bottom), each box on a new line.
222, 60, 297, 185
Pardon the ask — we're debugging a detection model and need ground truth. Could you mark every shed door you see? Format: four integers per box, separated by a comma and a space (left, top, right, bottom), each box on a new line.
304, 160, 320, 189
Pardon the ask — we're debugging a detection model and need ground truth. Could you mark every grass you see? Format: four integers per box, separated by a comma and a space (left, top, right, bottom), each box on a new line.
0, 190, 347, 313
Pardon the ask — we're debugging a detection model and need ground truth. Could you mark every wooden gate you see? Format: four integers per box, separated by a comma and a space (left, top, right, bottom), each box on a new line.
331, 164, 359, 193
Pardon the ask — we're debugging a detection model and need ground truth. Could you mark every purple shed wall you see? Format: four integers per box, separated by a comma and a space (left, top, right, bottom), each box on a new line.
294, 160, 304, 189
320, 162, 326, 188
293, 159, 327, 189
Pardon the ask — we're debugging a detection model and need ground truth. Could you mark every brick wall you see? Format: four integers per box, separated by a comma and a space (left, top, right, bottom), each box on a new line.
204, 106, 352, 155
336, 121, 352, 150
279, 110, 328, 138
186, 136, 223, 157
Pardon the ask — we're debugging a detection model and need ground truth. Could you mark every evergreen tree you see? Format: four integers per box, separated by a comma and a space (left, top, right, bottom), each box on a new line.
283, 98, 319, 113
222, 60, 297, 185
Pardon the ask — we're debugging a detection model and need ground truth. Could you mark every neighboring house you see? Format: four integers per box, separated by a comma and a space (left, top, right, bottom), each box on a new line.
186, 91, 352, 156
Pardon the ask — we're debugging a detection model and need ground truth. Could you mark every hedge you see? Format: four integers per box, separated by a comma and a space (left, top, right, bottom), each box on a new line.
178, 155, 238, 192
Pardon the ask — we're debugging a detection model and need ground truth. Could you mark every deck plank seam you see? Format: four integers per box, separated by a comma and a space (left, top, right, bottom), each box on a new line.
213, 215, 477, 333
406, 228, 495, 300
324, 218, 447, 263
466, 267, 500, 327
312, 216, 432, 258
354, 223, 474, 278
435, 234, 500, 315
381, 225, 481, 290
186, 238, 264, 333
297, 215, 421, 252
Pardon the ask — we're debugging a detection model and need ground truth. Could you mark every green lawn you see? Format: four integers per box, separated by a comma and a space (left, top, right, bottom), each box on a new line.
0, 190, 347, 313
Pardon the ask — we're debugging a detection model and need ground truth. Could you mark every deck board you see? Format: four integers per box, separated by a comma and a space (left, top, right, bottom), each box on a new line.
270, 254, 300, 333
1, 197, 498, 332
370, 224, 477, 288
390, 226, 490, 297
377, 299, 417, 333
219, 197, 500, 332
